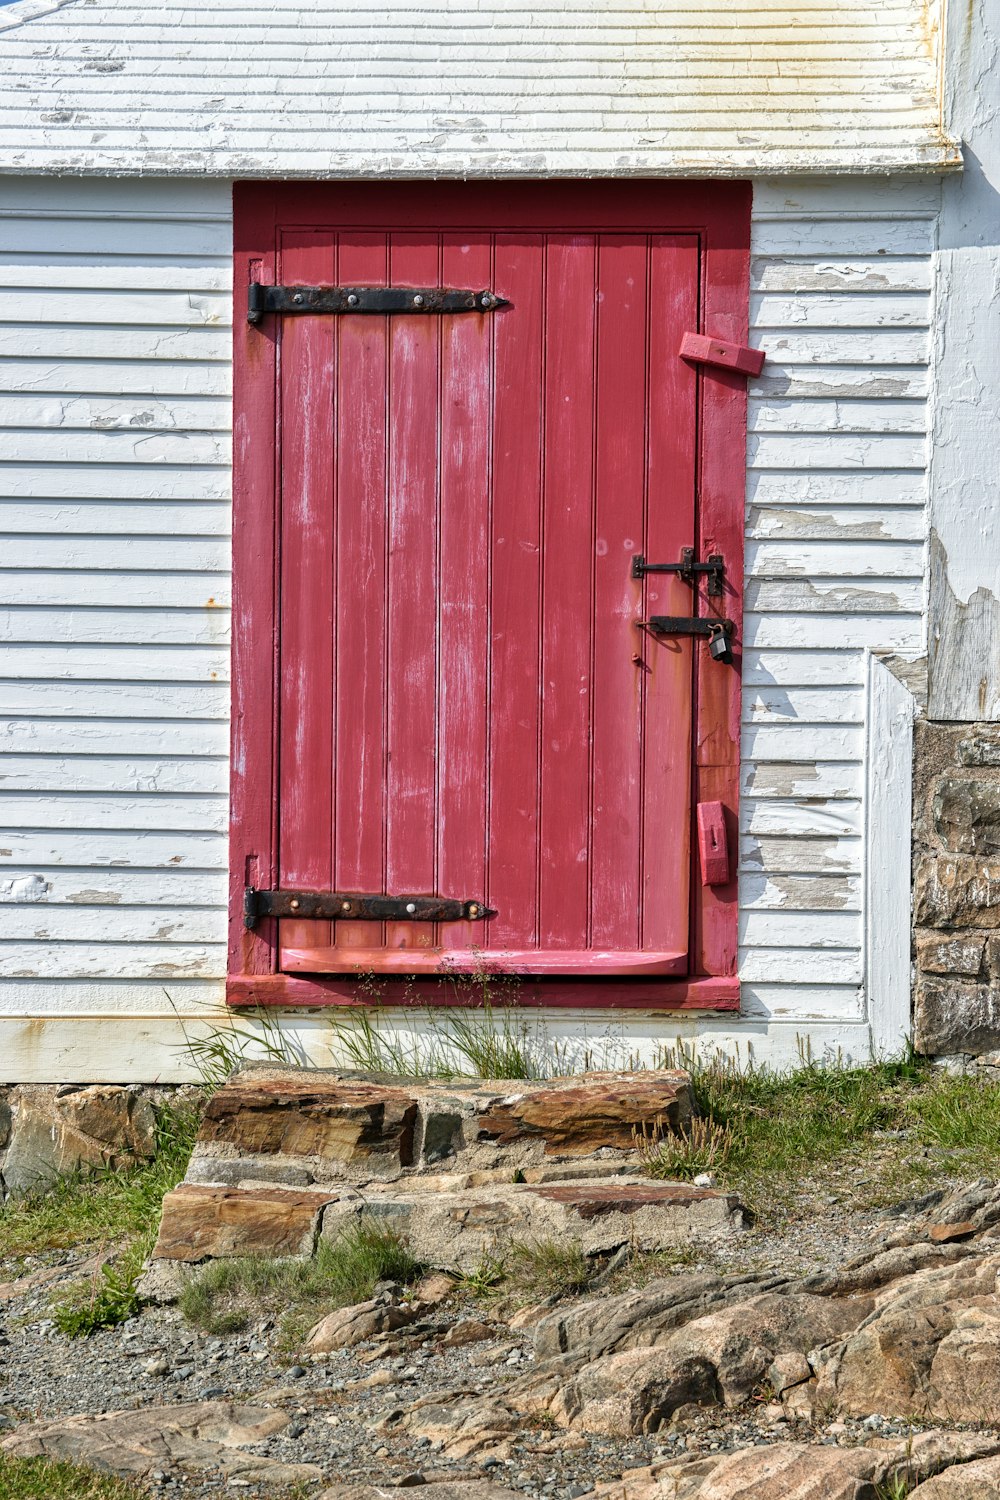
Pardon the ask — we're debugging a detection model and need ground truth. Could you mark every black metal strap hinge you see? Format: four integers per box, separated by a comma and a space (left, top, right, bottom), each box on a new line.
244, 887, 496, 930
632, 548, 725, 598
247, 283, 509, 324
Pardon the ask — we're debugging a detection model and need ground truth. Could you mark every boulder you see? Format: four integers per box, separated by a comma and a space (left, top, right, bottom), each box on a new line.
2, 1085, 156, 1195
909, 1456, 1000, 1497
199, 1073, 420, 1171
593, 1432, 1000, 1500
537, 1291, 868, 1433
152, 1182, 337, 1261
473, 1073, 693, 1154
305, 1295, 421, 1351
814, 1252, 1000, 1419
0, 1401, 324, 1486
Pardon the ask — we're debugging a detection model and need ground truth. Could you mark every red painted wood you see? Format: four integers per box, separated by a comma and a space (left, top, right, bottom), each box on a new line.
697, 800, 730, 886
436, 234, 493, 956
276, 234, 336, 962
486, 232, 545, 951
230, 188, 279, 980
282, 947, 686, 975
641, 237, 700, 952
227, 972, 740, 1011
330, 232, 390, 957
590, 236, 647, 953
679, 331, 765, 377
230, 181, 750, 1011
690, 187, 751, 982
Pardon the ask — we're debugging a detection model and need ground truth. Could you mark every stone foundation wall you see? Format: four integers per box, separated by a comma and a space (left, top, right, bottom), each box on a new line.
0, 1083, 199, 1199
913, 721, 1000, 1060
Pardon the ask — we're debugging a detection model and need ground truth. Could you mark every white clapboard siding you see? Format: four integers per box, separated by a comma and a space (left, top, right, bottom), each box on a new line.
0, 0, 955, 179
0, 178, 233, 1027
0, 609, 231, 646
738, 177, 930, 1024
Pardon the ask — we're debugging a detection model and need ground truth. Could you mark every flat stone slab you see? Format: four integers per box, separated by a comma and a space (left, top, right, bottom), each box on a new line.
0, 1401, 324, 1486
153, 1182, 339, 1262
186, 1066, 695, 1188
323, 1177, 748, 1273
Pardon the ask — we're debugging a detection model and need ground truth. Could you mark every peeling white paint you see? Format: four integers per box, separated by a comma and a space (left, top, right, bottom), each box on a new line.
927, 0, 1000, 719
0, 0, 959, 179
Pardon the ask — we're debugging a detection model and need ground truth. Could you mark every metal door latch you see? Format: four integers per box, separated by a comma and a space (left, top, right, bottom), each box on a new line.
636, 615, 735, 665
247, 283, 509, 324
244, 887, 496, 930
631, 548, 725, 598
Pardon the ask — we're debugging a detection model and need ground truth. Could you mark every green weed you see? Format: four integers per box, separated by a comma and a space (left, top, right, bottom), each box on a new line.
505, 1238, 593, 1299
323, 984, 549, 1081
636, 1115, 735, 1181
173, 1000, 306, 1090
179, 1218, 420, 1340
457, 1250, 508, 1299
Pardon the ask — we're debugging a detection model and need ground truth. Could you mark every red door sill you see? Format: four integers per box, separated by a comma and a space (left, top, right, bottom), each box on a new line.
226, 973, 740, 1011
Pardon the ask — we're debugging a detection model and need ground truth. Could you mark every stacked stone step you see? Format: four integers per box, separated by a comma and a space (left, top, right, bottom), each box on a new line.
151, 1068, 748, 1275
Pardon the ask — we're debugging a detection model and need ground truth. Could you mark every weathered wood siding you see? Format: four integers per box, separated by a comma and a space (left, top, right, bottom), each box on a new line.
0, 0, 957, 179
0, 175, 934, 1077
0, 177, 232, 1068
741, 176, 932, 1035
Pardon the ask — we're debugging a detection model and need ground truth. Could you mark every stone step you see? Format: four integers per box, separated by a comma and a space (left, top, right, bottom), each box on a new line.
186, 1066, 695, 1187
153, 1176, 749, 1274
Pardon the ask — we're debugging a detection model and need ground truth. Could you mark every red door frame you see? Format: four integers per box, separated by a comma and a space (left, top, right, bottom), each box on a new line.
228, 180, 749, 1012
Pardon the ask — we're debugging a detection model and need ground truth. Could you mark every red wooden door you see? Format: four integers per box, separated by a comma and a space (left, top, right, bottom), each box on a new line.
273, 224, 699, 979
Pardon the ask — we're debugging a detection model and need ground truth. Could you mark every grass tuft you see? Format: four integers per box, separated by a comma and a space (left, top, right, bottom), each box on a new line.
505, 1238, 593, 1299
0, 1455, 149, 1500
323, 987, 550, 1081
641, 1051, 1000, 1222
635, 1115, 735, 1181
179, 1218, 421, 1341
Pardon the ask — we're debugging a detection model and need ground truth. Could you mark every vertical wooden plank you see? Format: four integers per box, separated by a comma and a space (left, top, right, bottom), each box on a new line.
693, 188, 751, 978
641, 236, 700, 955
332, 232, 390, 955
230, 184, 279, 983
538, 236, 596, 952
384, 233, 441, 955
276, 234, 336, 961
437, 235, 493, 954
590, 235, 647, 951
487, 234, 545, 952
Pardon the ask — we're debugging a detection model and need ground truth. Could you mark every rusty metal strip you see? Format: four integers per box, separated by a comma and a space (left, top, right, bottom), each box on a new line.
243, 887, 496, 929
248, 283, 508, 323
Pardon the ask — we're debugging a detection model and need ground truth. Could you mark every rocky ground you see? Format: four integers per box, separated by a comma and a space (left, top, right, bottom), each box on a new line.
5, 1179, 1000, 1498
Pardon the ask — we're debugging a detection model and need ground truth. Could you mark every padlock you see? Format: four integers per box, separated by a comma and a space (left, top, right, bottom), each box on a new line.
708, 622, 733, 664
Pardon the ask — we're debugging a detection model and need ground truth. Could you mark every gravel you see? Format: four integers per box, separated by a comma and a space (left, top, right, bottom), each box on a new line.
0, 1193, 979, 1496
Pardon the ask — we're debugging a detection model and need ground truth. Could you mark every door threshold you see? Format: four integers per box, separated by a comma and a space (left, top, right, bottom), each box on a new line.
227, 973, 740, 1011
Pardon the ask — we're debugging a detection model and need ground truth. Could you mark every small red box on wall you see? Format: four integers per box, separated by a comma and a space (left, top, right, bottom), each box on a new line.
697, 800, 730, 886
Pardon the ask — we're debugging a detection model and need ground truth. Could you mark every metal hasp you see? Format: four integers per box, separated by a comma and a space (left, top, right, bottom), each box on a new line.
243, 887, 496, 930
637, 615, 735, 665
247, 282, 509, 324
632, 547, 725, 598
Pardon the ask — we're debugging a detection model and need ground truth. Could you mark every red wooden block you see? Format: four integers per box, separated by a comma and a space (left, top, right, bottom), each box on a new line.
697, 800, 730, 886
679, 331, 765, 378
